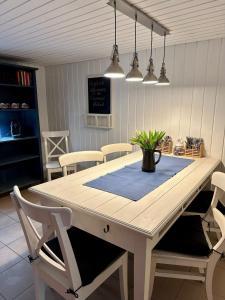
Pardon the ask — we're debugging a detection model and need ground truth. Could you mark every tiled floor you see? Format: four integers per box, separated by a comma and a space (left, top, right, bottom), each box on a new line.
0, 191, 225, 300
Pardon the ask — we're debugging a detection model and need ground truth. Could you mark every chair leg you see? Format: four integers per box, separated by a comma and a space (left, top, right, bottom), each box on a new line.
34, 270, 46, 300
119, 253, 128, 300
205, 270, 213, 300
205, 253, 220, 300
149, 257, 156, 300
47, 169, 51, 181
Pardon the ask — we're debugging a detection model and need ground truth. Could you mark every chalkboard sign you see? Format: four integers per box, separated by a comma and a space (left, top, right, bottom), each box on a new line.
88, 77, 111, 114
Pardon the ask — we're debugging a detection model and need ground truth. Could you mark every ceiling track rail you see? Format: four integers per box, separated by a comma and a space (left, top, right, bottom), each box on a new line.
107, 0, 170, 36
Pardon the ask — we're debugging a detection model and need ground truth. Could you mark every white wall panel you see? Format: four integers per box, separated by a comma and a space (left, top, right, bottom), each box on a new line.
46, 38, 225, 165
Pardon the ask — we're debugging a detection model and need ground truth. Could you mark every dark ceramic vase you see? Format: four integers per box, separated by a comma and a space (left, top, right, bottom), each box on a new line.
10, 120, 21, 137
142, 149, 162, 172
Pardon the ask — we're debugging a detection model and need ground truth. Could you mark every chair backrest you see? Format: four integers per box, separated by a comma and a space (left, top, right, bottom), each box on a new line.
42, 130, 69, 162
211, 172, 225, 209
10, 186, 81, 291
101, 143, 132, 162
209, 172, 225, 255
59, 151, 104, 176
212, 208, 225, 255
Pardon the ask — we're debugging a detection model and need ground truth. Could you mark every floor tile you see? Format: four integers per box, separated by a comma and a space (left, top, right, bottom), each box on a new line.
46, 287, 64, 300
215, 296, 225, 300
89, 274, 121, 300
151, 277, 183, 300
0, 241, 4, 250
0, 223, 24, 245
0, 260, 33, 299
218, 258, 225, 271
13, 286, 34, 300
14, 285, 65, 300
213, 265, 225, 298
8, 236, 29, 258
0, 212, 16, 229
0, 246, 22, 273
175, 264, 225, 300
176, 280, 207, 300
6, 211, 19, 222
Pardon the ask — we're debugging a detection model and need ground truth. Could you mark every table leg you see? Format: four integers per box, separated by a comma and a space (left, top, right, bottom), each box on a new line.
133, 238, 154, 300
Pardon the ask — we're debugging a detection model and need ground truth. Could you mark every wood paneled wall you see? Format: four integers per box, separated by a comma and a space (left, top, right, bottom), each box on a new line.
46, 38, 225, 164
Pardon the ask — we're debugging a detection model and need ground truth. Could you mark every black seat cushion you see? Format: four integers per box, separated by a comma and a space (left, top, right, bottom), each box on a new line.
186, 190, 225, 214
42, 227, 125, 286
155, 215, 211, 257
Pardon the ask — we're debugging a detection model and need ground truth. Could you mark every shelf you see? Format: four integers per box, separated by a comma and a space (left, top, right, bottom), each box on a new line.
0, 154, 40, 167
0, 62, 43, 194
0, 177, 41, 195
0, 83, 34, 88
0, 109, 35, 112
0, 136, 38, 143
86, 114, 113, 129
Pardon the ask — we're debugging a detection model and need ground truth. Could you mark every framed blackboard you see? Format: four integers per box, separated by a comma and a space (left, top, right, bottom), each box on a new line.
88, 76, 111, 114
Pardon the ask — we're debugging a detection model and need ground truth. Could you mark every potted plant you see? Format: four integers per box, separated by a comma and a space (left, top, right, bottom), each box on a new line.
130, 130, 165, 172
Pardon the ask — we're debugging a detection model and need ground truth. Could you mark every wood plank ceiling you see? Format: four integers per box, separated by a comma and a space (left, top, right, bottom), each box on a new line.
0, 0, 224, 65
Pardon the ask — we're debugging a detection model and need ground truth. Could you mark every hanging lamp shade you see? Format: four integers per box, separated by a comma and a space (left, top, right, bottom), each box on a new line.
156, 62, 170, 85
142, 58, 158, 84
143, 25, 158, 84
156, 33, 170, 86
104, 45, 125, 78
104, 0, 125, 79
126, 53, 143, 81
126, 13, 143, 82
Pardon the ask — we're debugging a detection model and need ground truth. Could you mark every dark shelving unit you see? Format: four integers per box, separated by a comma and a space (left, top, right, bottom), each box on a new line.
0, 83, 34, 88
0, 62, 43, 195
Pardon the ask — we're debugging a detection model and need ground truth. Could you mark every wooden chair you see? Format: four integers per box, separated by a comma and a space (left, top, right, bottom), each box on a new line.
149, 172, 225, 300
183, 172, 225, 232
42, 130, 69, 181
59, 151, 104, 176
11, 186, 128, 300
101, 143, 132, 163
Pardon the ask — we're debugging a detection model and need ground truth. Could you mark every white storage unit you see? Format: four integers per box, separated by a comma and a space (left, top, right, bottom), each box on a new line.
85, 114, 113, 129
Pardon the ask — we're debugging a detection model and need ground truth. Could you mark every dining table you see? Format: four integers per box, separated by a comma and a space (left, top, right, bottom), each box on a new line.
30, 151, 220, 300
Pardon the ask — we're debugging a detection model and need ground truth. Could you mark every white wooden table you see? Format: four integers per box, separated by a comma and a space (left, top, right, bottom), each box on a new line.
30, 151, 220, 300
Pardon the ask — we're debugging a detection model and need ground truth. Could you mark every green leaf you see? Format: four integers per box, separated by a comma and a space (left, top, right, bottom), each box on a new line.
130, 130, 166, 150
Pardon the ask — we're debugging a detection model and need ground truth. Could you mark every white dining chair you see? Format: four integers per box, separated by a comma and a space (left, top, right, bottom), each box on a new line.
42, 130, 69, 181
183, 190, 215, 217
101, 143, 132, 163
183, 172, 225, 238
11, 186, 128, 300
59, 151, 104, 176
149, 172, 225, 300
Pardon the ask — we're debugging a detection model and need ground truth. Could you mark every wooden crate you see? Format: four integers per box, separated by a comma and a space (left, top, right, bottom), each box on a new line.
184, 143, 204, 158
157, 141, 173, 154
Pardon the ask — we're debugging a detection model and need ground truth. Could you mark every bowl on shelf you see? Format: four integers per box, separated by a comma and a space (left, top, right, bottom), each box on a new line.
0, 103, 10, 109
21, 102, 29, 109
11, 103, 20, 109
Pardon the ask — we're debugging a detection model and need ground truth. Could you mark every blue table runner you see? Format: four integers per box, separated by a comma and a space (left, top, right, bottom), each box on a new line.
84, 156, 194, 201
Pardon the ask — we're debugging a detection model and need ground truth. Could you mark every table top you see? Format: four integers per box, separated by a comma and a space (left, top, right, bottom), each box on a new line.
30, 151, 220, 238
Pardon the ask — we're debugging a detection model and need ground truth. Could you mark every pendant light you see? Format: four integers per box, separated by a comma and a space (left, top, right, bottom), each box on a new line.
126, 13, 143, 82
104, 0, 125, 79
143, 24, 158, 84
156, 33, 170, 86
